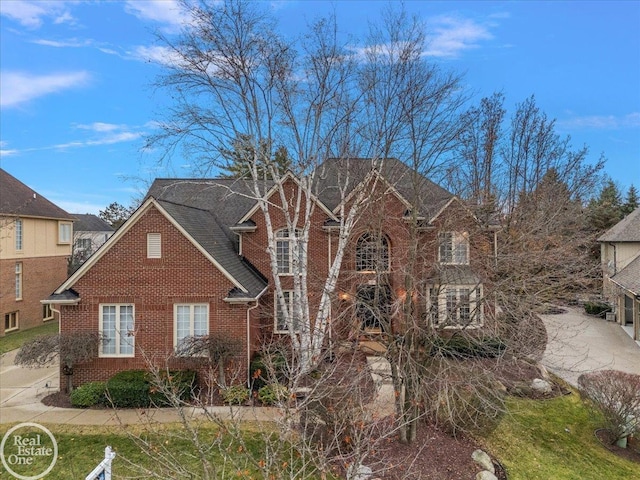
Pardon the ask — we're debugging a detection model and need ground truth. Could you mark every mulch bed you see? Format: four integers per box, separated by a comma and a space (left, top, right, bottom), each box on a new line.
42, 391, 73, 408
595, 429, 640, 464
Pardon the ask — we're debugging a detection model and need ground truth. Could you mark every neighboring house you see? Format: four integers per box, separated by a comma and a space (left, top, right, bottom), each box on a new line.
44, 159, 496, 386
0, 169, 75, 336
70, 214, 115, 269
599, 207, 640, 341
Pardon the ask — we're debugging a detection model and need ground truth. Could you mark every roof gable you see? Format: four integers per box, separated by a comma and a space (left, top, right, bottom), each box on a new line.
0, 168, 74, 220
55, 198, 267, 299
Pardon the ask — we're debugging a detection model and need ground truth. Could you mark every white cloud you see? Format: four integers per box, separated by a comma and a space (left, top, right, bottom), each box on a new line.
0, 0, 77, 29
124, 0, 191, 31
32, 38, 93, 48
75, 122, 125, 133
424, 16, 493, 58
0, 71, 90, 108
130, 45, 180, 66
559, 113, 640, 130
54, 131, 142, 150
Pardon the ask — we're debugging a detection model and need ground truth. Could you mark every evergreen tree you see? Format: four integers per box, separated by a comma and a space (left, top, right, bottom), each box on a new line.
622, 184, 638, 216
586, 178, 623, 231
219, 134, 291, 178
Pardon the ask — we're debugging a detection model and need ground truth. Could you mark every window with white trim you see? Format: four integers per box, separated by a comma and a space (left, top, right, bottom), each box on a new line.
15, 262, 22, 300
43, 304, 54, 321
100, 304, 135, 357
15, 218, 23, 251
5, 312, 19, 332
174, 304, 209, 353
438, 232, 469, 265
430, 285, 482, 327
58, 222, 72, 244
276, 229, 302, 275
147, 233, 161, 258
275, 291, 299, 333
355, 233, 390, 272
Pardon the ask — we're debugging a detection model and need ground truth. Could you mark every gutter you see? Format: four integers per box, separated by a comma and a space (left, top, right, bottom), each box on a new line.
246, 301, 260, 387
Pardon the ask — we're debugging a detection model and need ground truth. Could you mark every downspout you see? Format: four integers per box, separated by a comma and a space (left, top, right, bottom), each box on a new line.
246, 301, 260, 388
608, 242, 617, 275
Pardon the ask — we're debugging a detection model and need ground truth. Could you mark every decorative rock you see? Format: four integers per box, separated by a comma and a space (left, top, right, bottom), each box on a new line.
347, 464, 372, 480
531, 378, 553, 394
537, 362, 550, 380
476, 471, 498, 480
472, 449, 495, 474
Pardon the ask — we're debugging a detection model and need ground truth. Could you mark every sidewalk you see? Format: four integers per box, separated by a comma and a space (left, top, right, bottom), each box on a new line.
540, 306, 640, 387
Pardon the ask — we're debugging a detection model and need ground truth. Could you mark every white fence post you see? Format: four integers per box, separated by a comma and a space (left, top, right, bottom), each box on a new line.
85, 446, 116, 480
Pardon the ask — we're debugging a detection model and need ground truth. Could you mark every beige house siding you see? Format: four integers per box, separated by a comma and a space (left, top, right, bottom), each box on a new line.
1, 216, 72, 336
1, 216, 73, 260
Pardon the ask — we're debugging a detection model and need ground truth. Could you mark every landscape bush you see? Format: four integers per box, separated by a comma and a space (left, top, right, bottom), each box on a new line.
583, 302, 611, 317
70, 381, 106, 407
222, 384, 250, 405
578, 370, 640, 444
257, 384, 289, 405
429, 335, 507, 359
249, 349, 288, 390
104, 369, 197, 408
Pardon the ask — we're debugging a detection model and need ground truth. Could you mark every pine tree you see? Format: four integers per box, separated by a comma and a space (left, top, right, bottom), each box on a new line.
586, 178, 623, 231
219, 134, 291, 178
622, 184, 638, 216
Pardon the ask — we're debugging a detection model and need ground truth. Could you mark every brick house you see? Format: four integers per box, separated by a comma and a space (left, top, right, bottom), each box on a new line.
599, 207, 640, 341
1, 168, 75, 336
45, 159, 496, 386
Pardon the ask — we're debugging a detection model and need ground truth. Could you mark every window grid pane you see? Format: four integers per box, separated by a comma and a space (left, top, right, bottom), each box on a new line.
15, 219, 22, 250
119, 306, 134, 354
102, 306, 116, 354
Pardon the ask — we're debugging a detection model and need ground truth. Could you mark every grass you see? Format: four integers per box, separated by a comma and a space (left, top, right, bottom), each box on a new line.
0, 422, 329, 479
481, 390, 639, 480
0, 320, 59, 355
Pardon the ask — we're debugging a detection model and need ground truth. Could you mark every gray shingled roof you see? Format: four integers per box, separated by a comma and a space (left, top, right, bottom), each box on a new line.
72, 214, 114, 232
314, 158, 454, 219
598, 207, 640, 242
611, 255, 640, 295
157, 200, 267, 298
0, 168, 74, 220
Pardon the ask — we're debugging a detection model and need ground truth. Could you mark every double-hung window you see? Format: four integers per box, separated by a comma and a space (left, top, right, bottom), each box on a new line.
100, 304, 135, 357
430, 286, 482, 327
438, 232, 469, 265
15, 218, 23, 251
15, 262, 22, 300
276, 229, 302, 275
174, 304, 209, 353
275, 291, 299, 333
58, 222, 72, 244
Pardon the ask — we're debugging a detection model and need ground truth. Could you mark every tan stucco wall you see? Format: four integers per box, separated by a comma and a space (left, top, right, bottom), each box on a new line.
0, 216, 72, 259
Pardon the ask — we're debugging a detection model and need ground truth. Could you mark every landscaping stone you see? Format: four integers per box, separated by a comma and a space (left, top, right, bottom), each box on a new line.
476, 471, 498, 480
531, 378, 553, 394
472, 449, 495, 474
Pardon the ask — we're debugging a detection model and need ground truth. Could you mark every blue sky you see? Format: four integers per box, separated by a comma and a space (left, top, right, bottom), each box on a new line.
1, 0, 639, 215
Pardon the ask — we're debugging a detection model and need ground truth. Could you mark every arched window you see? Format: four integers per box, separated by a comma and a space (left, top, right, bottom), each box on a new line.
355, 233, 389, 272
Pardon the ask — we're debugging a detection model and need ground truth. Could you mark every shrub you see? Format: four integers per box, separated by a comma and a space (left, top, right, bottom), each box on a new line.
258, 384, 289, 405
104, 369, 197, 408
222, 384, 250, 405
249, 350, 288, 390
105, 370, 151, 408
578, 370, 640, 444
430, 335, 506, 359
584, 302, 611, 317
70, 381, 106, 408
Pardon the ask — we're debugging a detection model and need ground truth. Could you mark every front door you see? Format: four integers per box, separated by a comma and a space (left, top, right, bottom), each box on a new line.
356, 284, 391, 332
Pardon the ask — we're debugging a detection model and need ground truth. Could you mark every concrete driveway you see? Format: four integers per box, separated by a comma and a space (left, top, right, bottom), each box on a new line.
541, 306, 640, 386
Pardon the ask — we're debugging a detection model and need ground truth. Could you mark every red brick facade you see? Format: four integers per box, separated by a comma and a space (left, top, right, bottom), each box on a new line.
1, 256, 67, 336
55, 174, 494, 387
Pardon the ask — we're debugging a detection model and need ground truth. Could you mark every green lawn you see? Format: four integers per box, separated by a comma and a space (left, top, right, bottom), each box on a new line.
0, 320, 59, 355
0, 423, 328, 480
481, 391, 639, 480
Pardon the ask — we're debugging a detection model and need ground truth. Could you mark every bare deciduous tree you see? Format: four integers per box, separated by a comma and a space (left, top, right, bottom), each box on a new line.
15, 332, 101, 393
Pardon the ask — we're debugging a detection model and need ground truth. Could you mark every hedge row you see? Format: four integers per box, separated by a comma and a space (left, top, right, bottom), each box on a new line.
70, 370, 197, 408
